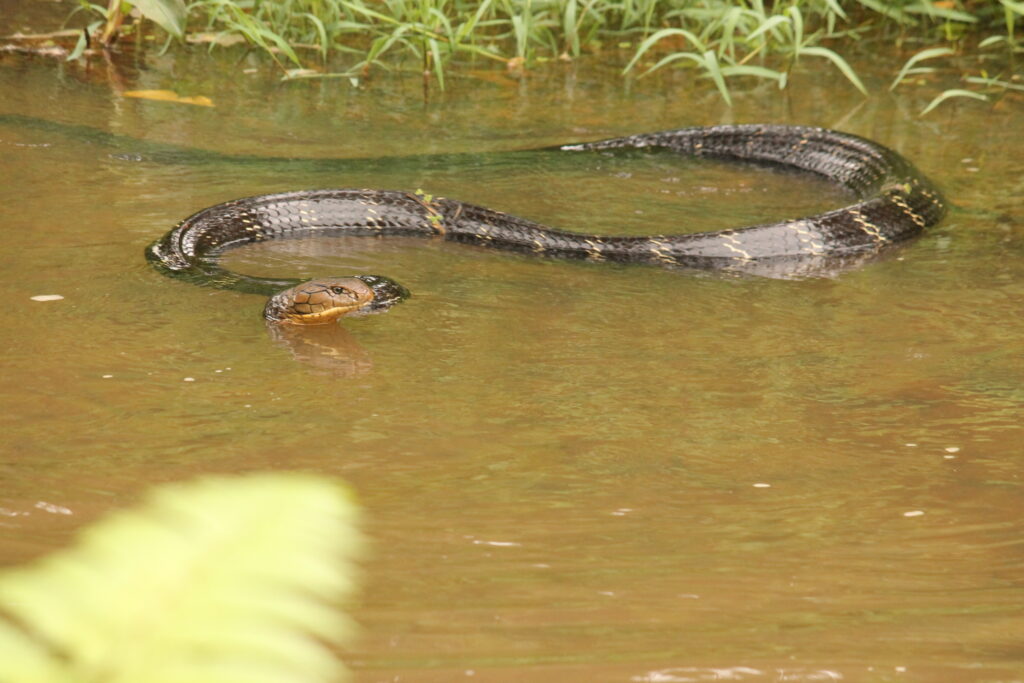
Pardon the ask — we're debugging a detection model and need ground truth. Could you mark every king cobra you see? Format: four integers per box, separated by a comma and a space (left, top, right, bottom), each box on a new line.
147, 124, 946, 324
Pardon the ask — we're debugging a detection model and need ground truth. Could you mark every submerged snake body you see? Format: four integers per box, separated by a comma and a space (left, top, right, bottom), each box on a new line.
149, 125, 946, 321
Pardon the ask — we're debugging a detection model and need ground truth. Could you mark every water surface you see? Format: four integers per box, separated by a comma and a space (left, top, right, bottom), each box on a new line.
1, 11, 1023, 681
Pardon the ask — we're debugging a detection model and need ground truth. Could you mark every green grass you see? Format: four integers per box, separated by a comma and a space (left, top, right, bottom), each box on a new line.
70, 0, 1023, 112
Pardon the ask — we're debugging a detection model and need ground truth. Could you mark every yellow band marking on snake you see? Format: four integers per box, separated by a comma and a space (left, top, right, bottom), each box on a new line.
848, 208, 888, 243
919, 187, 943, 208
476, 223, 496, 241
889, 194, 928, 229
787, 221, 826, 254
721, 233, 752, 261
584, 239, 605, 260
647, 238, 677, 265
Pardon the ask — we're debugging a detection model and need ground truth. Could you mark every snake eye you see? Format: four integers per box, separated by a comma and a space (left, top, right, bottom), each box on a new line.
331, 286, 348, 295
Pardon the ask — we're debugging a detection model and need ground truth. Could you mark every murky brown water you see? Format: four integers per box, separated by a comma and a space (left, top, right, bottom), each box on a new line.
2, 4, 1024, 680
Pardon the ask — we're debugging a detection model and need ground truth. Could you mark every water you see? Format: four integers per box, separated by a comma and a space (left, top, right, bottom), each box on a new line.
1, 8, 1023, 681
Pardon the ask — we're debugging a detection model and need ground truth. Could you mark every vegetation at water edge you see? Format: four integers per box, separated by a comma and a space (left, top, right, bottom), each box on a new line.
57, 0, 1024, 111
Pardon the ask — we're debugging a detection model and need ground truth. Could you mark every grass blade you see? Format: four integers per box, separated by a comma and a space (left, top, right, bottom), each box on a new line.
301, 12, 329, 61
718, 64, 785, 83
639, 50, 703, 77
920, 88, 988, 115
853, 0, 918, 24
700, 49, 732, 106
903, 2, 978, 23
132, 0, 187, 39
624, 27, 705, 73
429, 37, 445, 88
746, 15, 791, 43
889, 47, 954, 90
965, 75, 1024, 92
822, 0, 848, 21
800, 45, 867, 95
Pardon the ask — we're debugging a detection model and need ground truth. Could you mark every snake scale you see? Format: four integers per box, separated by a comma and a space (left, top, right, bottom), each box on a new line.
148, 124, 946, 324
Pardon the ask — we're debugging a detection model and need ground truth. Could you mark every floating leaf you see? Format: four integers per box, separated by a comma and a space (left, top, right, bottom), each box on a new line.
186, 32, 248, 46
0, 473, 362, 683
283, 68, 323, 79
123, 89, 215, 107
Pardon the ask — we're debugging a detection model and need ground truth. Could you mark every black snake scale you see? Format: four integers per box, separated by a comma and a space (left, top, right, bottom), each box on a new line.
149, 124, 946, 291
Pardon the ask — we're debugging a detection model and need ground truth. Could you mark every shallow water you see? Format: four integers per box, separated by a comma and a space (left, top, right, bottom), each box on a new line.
1, 6, 1023, 681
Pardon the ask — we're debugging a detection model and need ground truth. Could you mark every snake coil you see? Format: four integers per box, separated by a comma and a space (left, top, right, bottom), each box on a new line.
148, 124, 946, 323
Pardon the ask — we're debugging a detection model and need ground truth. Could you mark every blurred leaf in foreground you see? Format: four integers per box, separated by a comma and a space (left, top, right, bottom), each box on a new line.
0, 473, 363, 683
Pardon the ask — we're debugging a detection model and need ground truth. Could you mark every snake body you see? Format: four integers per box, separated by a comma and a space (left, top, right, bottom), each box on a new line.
148, 124, 946, 323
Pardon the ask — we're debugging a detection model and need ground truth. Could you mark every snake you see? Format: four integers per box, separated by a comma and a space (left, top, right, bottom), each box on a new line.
147, 124, 946, 325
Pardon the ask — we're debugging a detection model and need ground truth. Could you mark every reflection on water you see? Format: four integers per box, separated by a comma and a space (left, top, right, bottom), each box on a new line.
266, 322, 373, 377
1, 15, 1023, 680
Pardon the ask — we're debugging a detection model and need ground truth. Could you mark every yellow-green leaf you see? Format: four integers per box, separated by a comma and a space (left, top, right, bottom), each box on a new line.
123, 89, 215, 106
921, 88, 989, 115
0, 473, 363, 683
890, 47, 954, 91
132, 0, 187, 40
800, 45, 868, 95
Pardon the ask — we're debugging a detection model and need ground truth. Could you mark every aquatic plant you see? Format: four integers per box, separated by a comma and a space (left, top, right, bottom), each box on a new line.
0, 473, 362, 683
64, 0, 1023, 112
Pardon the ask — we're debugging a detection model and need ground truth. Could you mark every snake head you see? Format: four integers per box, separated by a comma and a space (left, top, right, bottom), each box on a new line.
263, 275, 409, 325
